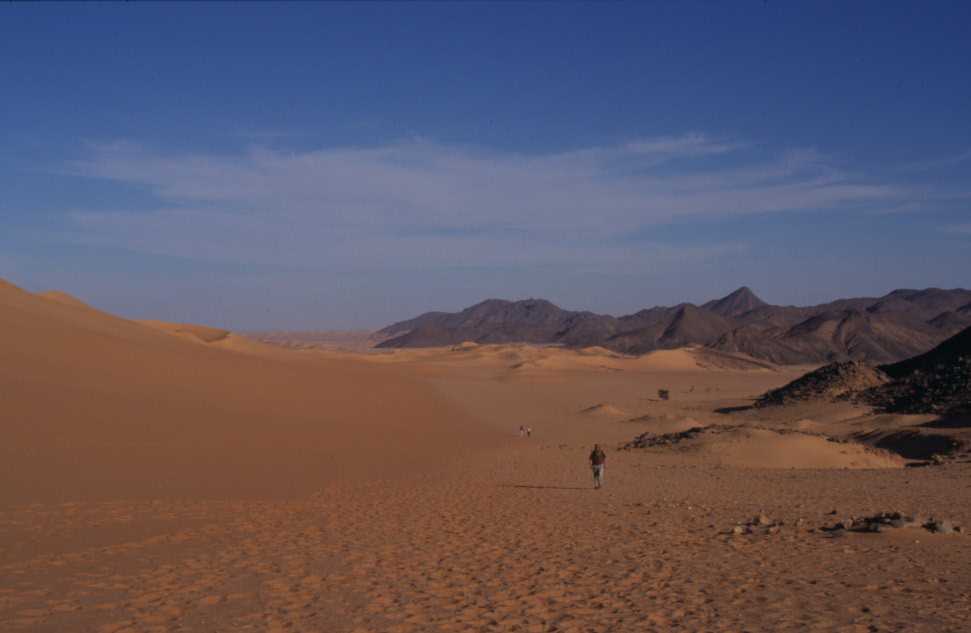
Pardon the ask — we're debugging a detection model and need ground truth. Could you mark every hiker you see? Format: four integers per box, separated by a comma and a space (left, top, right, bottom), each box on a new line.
589, 444, 606, 489
526, 426, 532, 438
519, 425, 525, 437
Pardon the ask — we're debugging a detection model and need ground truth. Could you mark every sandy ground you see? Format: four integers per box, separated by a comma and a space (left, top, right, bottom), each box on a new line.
2, 280, 970, 632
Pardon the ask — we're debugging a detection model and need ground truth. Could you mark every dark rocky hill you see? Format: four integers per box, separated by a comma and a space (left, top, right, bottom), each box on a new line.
754, 326, 971, 417
755, 361, 890, 407
878, 324, 971, 380
376, 287, 971, 364
863, 325, 971, 416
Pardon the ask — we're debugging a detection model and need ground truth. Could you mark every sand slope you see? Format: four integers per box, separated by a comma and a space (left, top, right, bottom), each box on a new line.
0, 281, 501, 505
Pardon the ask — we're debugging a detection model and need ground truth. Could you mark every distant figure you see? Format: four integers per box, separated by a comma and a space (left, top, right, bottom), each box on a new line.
589, 444, 606, 489
519, 425, 525, 437
526, 426, 532, 438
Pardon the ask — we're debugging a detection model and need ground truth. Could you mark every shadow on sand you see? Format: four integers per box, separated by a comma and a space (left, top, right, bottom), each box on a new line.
714, 405, 755, 415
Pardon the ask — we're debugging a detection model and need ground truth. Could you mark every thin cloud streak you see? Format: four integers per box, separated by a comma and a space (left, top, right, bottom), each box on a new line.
67, 134, 905, 270
898, 148, 971, 172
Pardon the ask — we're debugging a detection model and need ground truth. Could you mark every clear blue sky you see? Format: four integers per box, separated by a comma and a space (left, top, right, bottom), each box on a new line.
2, 2, 970, 328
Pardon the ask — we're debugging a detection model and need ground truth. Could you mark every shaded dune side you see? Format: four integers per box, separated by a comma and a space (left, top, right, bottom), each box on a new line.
0, 282, 503, 505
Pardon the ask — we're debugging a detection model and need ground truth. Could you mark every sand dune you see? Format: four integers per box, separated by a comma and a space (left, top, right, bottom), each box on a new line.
626, 423, 904, 469
580, 403, 628, 416
336, 342, 778, 376
697, 426, 903, 469
0, 280, 501, 505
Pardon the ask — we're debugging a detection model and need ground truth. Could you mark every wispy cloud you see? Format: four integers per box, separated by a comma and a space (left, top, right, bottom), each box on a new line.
65, 134, 903, 270
624, 132, 744, 158
945, 223, 971, 235
899, 148, 971, 172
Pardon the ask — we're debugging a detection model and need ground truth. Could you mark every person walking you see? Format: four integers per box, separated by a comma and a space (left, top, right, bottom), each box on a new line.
589, 444, 606, 489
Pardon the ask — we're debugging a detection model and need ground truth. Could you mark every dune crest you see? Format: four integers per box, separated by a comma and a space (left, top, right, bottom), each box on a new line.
137, 320, 232, 344
36, 290, 94, 310
580, 403, 627, 416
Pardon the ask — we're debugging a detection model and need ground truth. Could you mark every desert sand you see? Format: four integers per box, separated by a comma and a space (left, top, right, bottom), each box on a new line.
2, 278, 970, 632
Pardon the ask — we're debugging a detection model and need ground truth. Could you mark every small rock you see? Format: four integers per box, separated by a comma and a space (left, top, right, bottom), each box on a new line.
926, 519, 956, 534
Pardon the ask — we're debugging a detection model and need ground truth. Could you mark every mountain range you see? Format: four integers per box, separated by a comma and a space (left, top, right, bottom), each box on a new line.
376, 287, 971, 364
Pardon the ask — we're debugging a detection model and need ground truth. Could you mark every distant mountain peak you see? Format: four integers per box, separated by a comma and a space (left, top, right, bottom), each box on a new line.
726, 286, 762, 301
702, 286, 768, 317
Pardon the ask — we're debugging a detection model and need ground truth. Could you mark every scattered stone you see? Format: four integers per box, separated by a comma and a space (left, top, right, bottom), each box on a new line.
729, 514, 784, 536
624, 426, 709, 449
821, 512, 962, 536
625, 424, 853, 450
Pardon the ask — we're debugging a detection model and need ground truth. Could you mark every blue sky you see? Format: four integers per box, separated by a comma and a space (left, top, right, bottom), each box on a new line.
2, 2, 970, 329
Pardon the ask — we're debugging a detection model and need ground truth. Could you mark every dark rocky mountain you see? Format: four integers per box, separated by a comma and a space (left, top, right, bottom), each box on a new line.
376, 287, 971, 365
928, 310, 971, 332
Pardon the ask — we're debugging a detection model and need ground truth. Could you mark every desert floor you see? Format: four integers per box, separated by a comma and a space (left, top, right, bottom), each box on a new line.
2, 284, 970, 632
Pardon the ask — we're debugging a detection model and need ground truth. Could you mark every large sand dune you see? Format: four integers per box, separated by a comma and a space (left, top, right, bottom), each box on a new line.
0, 280, 500, 505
